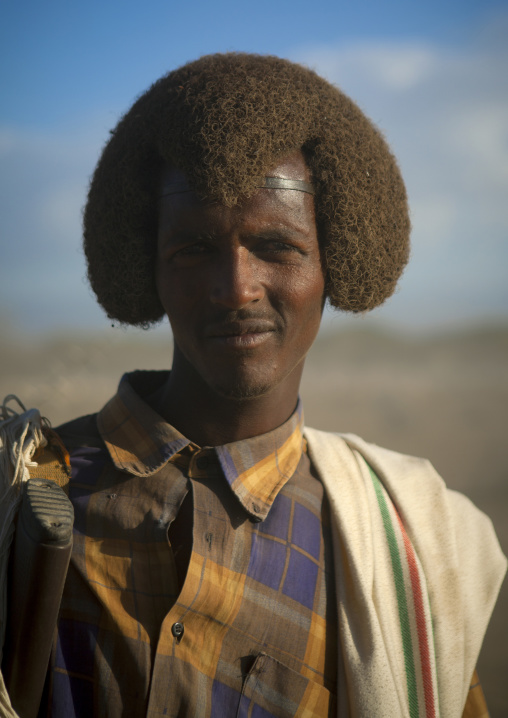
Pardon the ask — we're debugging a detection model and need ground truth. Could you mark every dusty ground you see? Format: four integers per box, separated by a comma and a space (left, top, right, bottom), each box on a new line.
2, 323, 507, 714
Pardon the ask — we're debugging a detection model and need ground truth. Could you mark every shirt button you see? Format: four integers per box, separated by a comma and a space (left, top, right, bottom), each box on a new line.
196, 455, 209, 469
171, 622, 184, 638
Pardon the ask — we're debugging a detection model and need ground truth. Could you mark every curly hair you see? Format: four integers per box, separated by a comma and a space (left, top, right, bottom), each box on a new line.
84, 53, 410, 327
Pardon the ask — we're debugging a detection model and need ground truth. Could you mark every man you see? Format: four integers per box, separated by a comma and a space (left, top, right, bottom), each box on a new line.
24, 54, 507, 716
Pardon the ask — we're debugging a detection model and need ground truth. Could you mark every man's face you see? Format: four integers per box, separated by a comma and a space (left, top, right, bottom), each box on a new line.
156, 152, 325, 401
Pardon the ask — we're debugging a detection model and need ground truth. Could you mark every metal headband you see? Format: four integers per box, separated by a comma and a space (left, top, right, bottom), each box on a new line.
160, 177, 314, 198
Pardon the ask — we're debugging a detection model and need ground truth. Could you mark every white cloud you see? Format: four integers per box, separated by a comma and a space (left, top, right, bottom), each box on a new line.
301, 43, 438, 92
410, 196, 459, 248
446, 104, 508, 188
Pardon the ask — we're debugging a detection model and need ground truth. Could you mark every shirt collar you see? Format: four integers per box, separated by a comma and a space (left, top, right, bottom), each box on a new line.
97, 371, 305, 521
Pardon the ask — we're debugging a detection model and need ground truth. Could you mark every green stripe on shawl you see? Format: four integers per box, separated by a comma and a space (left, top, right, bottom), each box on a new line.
369, 466, 420, 718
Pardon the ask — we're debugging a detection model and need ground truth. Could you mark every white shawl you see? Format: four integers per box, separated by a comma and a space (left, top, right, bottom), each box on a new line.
305, 428, 506, 718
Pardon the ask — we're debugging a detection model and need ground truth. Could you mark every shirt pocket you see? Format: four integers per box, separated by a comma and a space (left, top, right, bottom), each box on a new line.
237, 652, 335, 718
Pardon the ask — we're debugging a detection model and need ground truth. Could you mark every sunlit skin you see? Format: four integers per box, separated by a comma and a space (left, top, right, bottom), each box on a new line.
152, 152, 325, 447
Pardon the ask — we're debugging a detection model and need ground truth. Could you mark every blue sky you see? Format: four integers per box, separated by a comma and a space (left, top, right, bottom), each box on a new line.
1, 0, 507, 333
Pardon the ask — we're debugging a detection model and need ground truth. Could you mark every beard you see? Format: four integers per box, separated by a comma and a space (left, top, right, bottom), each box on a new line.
211, 377, 275, 401
206, 362, 279, 401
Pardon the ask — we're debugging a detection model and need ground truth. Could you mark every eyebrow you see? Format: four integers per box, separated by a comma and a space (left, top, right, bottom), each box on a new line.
159, 227, 311, 250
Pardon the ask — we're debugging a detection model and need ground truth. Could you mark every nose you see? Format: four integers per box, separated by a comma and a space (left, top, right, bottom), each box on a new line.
209, 247, 265, 309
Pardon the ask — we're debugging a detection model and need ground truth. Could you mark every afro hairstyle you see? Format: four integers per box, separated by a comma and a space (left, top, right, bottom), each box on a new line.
84, 52, 410, 327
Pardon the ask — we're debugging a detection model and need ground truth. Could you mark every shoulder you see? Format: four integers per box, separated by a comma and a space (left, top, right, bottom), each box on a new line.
304, 426, 506, 601
303, 427, 502, 550
304, 427, 435, 481
54, 414, 110, 488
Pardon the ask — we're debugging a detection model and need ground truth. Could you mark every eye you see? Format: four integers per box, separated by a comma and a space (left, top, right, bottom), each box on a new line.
163, 234, 217, 263
174, 242, 212, 257
254, 236, 305, 258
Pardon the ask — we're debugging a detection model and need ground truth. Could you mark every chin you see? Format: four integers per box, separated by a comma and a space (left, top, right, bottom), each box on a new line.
212, 380, 274, 401
208, 371, 277, 401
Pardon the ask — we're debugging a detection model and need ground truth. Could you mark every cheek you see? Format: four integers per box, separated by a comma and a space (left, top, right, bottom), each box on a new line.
156, 264, 195, 315
156, 273, 186, 331
155, 261, 167, 304
286, 272, 325, 337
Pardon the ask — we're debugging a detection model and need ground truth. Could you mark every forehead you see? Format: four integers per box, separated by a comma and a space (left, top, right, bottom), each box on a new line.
158, 151, 316, 237
160, 151, 312, 191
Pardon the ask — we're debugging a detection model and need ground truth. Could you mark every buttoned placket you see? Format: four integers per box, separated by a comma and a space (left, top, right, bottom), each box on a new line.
146, 447, 235, 716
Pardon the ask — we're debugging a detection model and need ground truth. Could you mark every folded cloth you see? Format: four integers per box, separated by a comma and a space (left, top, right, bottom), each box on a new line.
305, 429, 507, 718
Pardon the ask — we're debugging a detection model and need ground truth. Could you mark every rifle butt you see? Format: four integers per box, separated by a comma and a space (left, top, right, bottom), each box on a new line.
2, 479, 74, 718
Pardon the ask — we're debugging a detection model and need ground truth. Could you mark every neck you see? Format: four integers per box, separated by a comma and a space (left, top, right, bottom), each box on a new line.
150, 354, 304, 447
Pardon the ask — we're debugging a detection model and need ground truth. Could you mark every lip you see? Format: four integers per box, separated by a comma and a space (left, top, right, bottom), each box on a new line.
204, 319, 277, 348
210, 331, 274, 348
205, 319, 277, 337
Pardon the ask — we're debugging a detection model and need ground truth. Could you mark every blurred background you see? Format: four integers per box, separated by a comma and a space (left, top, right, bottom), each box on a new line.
1, 0, 507, 713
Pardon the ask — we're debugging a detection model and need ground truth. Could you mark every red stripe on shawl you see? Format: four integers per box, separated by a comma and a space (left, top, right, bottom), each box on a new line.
394, 511, 436, 718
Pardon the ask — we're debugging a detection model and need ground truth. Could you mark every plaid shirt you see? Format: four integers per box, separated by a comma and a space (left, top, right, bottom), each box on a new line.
41, 371, 337, 717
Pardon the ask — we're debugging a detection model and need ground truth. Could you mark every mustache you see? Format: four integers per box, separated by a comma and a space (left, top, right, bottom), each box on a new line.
204, 311, 281, 337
